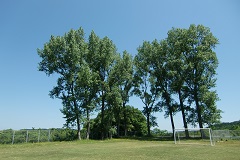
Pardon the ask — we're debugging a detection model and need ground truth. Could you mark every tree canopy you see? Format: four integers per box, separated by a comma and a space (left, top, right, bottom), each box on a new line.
38, 24, 221, 139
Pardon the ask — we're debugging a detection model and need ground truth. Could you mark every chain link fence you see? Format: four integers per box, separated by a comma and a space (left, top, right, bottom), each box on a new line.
212, 130, 240, 141
1, 129, 240, 144
0, 129, 78, 144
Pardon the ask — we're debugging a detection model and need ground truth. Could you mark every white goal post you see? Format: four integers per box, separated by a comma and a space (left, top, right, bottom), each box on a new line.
174, 128, 214, 146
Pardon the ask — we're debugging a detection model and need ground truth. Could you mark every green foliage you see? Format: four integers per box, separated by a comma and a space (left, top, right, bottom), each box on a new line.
0, 129, 80, 144
37, 25, 221, 140
38, 28, 90, 139
162, 24, 221, 132
151, 39, 178, 134
134, 41, 160, 136
166, 27, 190, 135
91, 105, 147, 139
151, 128, 170, 137
211, 120, 240, 130
0, 129, 13, 144
50, 129, 77, 141
183, 24, 220, 129
87, 31, 119, 139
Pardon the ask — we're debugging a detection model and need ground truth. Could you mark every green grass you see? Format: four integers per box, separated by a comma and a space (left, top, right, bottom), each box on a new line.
0, 139, 240, 160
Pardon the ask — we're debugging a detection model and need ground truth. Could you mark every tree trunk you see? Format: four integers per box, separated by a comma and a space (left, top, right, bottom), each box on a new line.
73, 98, 81, 140
178, 90, 189, 138
117, 118, 120, 137
116, 105, 120, 137
71, 82, 81, 140
86, 108, 90, 140
123, 102, 127, 136
116, 104, 120, 137
166, 94, 175, 137
76, 114, 81, 140
146, 107, 151, 136
194, 93, 204, 138
101, 90, 105, 140
169, 109, 175, 137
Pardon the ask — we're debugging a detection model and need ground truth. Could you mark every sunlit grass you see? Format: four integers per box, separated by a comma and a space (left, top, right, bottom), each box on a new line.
0, 139, 239, 160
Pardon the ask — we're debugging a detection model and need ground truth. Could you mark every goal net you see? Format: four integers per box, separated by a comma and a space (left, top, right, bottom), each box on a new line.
174, 128, 214, 146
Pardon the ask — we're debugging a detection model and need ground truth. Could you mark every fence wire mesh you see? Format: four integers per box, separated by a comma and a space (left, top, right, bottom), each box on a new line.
1, 129, 240, 144
212, 130, 240, 141
0, 129, 78, 144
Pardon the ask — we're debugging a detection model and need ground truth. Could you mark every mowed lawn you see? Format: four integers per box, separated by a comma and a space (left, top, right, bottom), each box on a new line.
0, 139, 240, 160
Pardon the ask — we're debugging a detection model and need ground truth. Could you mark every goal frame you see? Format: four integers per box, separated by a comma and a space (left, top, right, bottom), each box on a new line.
174, 128, 214, 146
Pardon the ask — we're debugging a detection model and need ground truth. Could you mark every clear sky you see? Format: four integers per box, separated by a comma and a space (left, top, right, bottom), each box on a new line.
0, 0, 239, 131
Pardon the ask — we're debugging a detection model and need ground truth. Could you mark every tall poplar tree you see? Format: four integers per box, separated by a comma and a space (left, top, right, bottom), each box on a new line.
87, 31, 117, 139
75, 64, 99, 139
38, 28, 88, 140
109, 51, 134, 136
150, 39, 177, 135
166, 28, 190, 137
184, 24, 220, 136
134, 41, 160, 136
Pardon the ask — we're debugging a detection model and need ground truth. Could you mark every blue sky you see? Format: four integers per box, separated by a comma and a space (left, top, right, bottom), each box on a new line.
0, 0, 239, 131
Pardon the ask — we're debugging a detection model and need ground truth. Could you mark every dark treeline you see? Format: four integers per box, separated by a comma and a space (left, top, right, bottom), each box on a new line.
38, 24, 221, 140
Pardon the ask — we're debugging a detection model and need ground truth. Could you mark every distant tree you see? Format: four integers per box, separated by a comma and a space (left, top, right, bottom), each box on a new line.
211, 120, 240, 130
151, 128, 169, 137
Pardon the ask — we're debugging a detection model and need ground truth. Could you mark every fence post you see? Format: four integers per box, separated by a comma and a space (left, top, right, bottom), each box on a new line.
48, 130, 51, 142
12, 130, 15, 144
38, 130, 40, 143
26, 130, 28, 143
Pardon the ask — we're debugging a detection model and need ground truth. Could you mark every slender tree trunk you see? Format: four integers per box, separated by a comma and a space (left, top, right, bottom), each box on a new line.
194, 92, 204, 138
178, 90, 189, 138
117, 117, 120, 137
71, 82, 81, 140
123, 102, 127, 136
169, 109, 175, 137
117, 105, 121, 137
74, 102, 81, 140
166, 94, 175, 137
76, 115, 81, 140
146, 107, 151, 136
101, 90, 105, 140
74, 103, 81, 140
116, 105, 120, 137
86, 108, 90, 140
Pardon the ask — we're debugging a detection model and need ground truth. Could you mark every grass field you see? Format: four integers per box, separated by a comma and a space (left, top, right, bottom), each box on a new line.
0, 139, 240, 160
